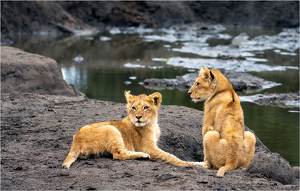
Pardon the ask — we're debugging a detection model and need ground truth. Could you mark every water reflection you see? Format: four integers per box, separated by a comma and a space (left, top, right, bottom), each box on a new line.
8, 26, 299, 166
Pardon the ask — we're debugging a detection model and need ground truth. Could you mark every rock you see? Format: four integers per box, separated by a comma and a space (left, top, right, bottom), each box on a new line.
292, 178, 300, 186
1, 46, 85, 98
239, 92, 300, 108
246, 152, 294, 185
217, 54, 246, 60
231, 36, 249, 47
293, 166, 300, 179
13, 166, 22, 171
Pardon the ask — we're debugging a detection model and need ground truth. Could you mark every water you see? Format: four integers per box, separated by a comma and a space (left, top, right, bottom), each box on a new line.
7, 25, 299, 166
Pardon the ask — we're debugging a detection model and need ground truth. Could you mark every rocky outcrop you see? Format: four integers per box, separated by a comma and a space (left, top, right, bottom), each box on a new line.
1, 46, 85, 98
1, 1, 299, 43
246, 152, 294, 185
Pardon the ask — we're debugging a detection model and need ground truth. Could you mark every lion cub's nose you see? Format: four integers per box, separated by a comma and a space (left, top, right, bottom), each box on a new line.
136, 116, 142, 120
188, 91, 192, 95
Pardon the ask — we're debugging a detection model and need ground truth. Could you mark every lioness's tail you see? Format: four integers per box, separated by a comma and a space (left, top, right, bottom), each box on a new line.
148, 148, 195, 166
62, 144, 81, 169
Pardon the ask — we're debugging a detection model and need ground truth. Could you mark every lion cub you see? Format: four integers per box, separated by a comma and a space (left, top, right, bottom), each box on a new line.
62, 91, 199, 169
188, 67, 256, 176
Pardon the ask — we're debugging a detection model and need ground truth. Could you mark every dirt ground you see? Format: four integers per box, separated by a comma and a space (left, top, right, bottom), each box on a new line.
1, 92, 298, 190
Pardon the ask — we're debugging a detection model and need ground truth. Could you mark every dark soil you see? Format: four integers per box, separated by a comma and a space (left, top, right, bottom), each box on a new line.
1, 93, 299, 190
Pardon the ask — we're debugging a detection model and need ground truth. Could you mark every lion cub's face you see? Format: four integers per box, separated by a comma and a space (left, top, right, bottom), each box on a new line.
125, 91, 162, 127
188, 67, 216, 102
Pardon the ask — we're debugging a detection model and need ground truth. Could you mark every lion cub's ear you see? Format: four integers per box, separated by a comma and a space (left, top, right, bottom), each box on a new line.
199, 67, 211, 79
149, 92, 162, 108
199, 67, 217, 89
200, 67, 215, 81
199, 67, 209, 76
124, 91, 133, 103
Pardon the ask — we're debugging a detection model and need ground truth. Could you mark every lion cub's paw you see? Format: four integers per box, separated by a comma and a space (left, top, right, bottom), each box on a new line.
216, 167, 226, 176
136, 152, 150, 160
62, 163, 71, 169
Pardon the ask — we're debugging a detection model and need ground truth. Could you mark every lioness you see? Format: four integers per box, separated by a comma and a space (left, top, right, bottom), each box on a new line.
188, 67, 256, 176
62, 91, 199, 169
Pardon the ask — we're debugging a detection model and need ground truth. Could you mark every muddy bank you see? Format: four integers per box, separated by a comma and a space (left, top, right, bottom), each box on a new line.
1, 92, 298, 190
143, 69, 280, 92
1, 1, 299, 43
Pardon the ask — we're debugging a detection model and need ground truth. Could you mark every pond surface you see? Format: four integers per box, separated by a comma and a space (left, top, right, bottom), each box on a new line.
8, 25, 299, 166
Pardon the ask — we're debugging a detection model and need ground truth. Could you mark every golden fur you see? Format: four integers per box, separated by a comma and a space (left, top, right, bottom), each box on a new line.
62, 91, 200, 169
188, 67, 256, 176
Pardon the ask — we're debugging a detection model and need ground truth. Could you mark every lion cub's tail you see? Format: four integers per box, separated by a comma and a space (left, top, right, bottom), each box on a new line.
62, 144, 81, 169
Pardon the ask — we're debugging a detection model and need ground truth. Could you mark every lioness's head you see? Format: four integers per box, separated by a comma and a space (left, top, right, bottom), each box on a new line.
125, 91, 162, 127
188, 67, 217, 102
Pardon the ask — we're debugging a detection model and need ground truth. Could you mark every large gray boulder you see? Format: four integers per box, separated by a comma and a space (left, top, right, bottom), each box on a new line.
246, 151, 294, 185
1, 46, 85, 97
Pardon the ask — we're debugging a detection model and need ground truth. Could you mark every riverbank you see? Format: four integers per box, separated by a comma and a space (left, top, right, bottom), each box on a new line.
1, 1, 299, 44
1, 46, 299, 190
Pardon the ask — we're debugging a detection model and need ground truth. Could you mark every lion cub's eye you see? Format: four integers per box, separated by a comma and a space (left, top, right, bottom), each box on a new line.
143, 106, 149, 110
132, 107, 136, 110
196, 82, 200, 87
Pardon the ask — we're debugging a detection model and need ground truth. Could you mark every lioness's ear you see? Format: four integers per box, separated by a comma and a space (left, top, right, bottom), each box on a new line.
124, 91, 133, 103
149, 92, 162, 108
